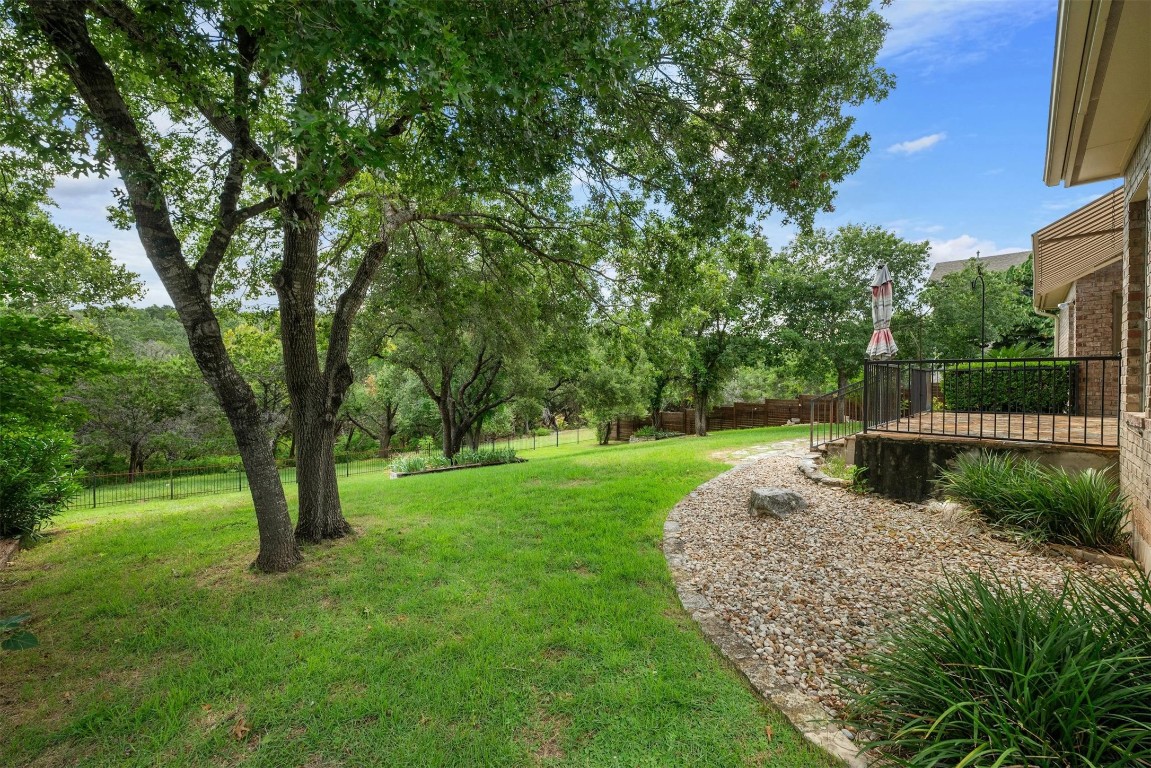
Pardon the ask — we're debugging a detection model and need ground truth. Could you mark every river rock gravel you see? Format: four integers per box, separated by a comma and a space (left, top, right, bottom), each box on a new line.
676, 441, 1120, 715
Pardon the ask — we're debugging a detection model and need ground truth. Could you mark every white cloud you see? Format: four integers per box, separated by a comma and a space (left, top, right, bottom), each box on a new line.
888, 132, 946, 155
48, 174, 169, 305
884, 219, 945, 237
880, 1, 1051, 71
928, 234, 1024, 264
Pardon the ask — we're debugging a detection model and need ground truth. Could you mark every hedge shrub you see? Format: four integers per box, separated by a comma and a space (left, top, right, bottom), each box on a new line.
0, 420, 82, 538
941, 360, 1072, 413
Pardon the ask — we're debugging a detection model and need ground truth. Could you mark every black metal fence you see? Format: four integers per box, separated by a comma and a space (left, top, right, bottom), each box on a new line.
809, 382, 863, 449
71, 429, 588, 509
861, 356, 1120, 447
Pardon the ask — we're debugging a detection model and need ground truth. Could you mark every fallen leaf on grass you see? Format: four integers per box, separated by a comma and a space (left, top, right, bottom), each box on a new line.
231, 717, 251, 741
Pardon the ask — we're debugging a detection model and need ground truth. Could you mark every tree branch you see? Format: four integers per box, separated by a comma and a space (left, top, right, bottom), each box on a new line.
90, 0, 274, 168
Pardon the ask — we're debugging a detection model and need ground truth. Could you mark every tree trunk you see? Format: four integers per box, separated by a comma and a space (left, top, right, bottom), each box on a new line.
438, 400, 457, 459
377, 428, 393, 458
128, 441, 140, 483
466, 416, 483, 451
599, 420, 611, 446
694, 389, 708, 436
292, 407, 351, 542
30, 1, 301, 572
275, 201, 352, 543
650, 377, 668, 430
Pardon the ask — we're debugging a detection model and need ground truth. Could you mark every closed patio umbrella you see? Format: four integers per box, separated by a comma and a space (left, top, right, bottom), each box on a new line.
866, 263, 897, 359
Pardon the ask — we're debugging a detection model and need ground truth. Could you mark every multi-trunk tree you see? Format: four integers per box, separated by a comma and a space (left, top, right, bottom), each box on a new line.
367, 216, 593, 458
5, 0, 891, 570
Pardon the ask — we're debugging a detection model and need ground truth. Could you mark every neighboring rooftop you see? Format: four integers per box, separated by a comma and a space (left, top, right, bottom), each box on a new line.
927, 250, 1030, 282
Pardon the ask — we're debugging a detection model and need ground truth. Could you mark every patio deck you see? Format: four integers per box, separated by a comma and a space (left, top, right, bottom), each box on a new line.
871, 410, 1119, 448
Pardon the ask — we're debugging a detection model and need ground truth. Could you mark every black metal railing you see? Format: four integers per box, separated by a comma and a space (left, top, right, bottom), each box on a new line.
810, 381, 864, 449
862, 355, 1120, 447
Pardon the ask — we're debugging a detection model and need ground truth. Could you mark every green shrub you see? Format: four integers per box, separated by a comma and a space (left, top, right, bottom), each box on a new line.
453, 448, 516, 466
938, 452, 1130, 553
533, 427, 553, 437
0, 420, 82, 539
941, 360, 1072, 413
633, 426, 680, 439
389, 455, 445, 474
391, 448, 517, 474
839, 571, 1151, 767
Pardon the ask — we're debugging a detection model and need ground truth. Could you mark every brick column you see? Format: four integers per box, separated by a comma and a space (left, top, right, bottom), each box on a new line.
1122, 200, 1148, 412
1122, 197, 1150, 571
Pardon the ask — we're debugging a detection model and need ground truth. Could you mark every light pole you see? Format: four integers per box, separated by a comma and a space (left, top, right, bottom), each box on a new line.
971, 254, 986, 359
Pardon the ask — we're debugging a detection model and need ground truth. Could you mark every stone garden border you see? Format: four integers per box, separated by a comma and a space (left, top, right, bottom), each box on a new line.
797, 458, 850, 488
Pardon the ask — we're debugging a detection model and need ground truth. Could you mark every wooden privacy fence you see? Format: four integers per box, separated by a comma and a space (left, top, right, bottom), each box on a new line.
613, 397, 816, 440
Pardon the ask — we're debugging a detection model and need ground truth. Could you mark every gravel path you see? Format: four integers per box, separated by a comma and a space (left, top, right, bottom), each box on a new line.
676, 441, 1118, 716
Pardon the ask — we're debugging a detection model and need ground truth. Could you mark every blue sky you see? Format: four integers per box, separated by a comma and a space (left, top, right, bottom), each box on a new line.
47, 0, 1121, 305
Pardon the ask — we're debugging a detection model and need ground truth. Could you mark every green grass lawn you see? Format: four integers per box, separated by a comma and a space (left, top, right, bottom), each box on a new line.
0, 427, 838, 768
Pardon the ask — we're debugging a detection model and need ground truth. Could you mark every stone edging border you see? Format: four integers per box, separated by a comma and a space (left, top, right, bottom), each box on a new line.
663, 466, 866, 767
1047, 543, 1139, 569
798, 458, 850, 488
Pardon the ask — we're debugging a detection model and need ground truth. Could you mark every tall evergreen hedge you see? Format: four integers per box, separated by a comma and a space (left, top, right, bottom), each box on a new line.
941, 361, 1073, 413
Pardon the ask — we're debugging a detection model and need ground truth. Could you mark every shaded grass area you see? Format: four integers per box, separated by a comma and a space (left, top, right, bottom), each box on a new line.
0, 427, 837, 767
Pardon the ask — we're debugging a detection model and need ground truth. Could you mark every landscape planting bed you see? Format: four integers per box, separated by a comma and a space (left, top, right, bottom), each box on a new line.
390, 457, 526, 478
669, 441, 1125, 718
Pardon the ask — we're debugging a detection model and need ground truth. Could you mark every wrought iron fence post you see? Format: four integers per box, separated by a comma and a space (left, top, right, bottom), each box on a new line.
862, 362, 870, 433
169, 468, 174, 500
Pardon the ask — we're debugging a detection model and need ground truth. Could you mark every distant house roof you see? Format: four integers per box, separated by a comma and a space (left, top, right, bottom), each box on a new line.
927, 251, 1030, 282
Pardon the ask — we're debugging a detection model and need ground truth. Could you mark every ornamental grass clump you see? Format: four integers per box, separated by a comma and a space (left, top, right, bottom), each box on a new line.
389, 454, 449, 474
390, 448, 517, 474
938, 451, 1130, 553
452, 448, 516, 466
839, 571, 1151, 767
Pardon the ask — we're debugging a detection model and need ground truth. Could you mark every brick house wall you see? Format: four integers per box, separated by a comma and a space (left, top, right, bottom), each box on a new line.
1067, 261, 1123, 416
1122, 117, 1151, 573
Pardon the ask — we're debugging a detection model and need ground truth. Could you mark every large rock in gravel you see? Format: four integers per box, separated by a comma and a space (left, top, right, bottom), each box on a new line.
748, 487, 807, 519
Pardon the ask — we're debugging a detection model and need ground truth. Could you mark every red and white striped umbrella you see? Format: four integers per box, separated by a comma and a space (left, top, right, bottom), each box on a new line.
866, 263, 897, 359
